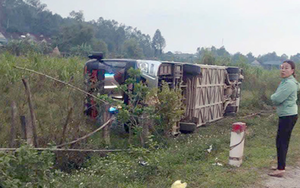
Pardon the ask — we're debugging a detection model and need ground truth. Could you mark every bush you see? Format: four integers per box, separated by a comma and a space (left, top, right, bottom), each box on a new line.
0, 145, 58, 188
239, 63, 280, 109
0, 53, 92, 148
155, 82, 185, 135
4, 39, 52, 56
112, 69, 185, 140
70, 43, 93, 57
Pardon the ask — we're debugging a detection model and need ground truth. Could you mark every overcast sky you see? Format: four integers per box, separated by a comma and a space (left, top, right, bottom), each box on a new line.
40, 0, 300, 57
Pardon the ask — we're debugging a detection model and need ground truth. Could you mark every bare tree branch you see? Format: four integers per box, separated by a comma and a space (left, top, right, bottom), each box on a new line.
0, 148, 126, 153
14, 65, 107, 104
56, 117, 115, 148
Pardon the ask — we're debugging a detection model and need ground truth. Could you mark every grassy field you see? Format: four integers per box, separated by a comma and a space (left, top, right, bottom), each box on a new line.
1, 53, 300, 187
0, 53, 91, 148
49, 110, 300, 188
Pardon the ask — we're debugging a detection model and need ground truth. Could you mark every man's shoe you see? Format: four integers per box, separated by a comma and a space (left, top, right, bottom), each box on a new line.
270, 166, 277, 170
270, 166, 289, 170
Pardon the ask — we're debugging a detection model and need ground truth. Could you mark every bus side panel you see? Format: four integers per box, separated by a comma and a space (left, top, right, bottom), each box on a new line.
184, 67, 226, 126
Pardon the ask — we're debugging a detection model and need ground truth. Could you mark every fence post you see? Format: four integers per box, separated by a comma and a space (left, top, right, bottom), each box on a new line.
140, 113, 149, 147
59, 108, 73, 145
20, 116, 27, 140
102, 104, 111, 146
22, 79, 38, 147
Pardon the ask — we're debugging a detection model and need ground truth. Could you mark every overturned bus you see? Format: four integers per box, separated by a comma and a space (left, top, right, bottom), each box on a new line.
84, 53, 243, 132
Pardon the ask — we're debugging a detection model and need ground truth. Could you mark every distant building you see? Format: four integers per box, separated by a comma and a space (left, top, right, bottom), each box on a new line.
7, 32, 51, 43
250, 60, 261, 67
0, 32, 8, 46
25, 33, 51, 43
262, 61, 281, 70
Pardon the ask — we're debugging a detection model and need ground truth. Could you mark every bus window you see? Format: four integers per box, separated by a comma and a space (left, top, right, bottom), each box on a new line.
150, 64, 154, 75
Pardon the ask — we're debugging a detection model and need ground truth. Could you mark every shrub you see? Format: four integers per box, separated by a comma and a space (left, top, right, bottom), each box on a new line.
70, 43, 93, 57
155, 82, 185, 136
0, 53, 91, 148
0, 145, 58, 188
4, 39, 52, 56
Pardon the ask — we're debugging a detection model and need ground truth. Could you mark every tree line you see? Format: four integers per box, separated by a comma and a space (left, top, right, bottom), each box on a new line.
195, 46, 300, 64
1, 0, 300, 64
0, 0, 166, 58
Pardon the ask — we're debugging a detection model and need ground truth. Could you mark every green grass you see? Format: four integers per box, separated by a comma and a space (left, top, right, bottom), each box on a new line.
51, 112, 300, 188
0, 53, 91, 147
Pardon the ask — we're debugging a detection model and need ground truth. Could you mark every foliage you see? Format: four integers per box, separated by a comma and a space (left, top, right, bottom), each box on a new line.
257, 51, 282, 63
155, 82, 185, 135
50, 112, 300, 188
231, 52, 247, 64
113, 68, 185, 139
4, 39, 52, 55
1, 50, 300, 187
161, 51, 196, 63
196, 46, 231, 63
0, 0, 156, 58
246, 52, 255, 63
1, 0, 61, 35
69, 10, 85, 22
291, 53, 300, 64
24, 0, 47, 11
91, 39, 108, 57
116, 68, 153, 132
200, 50, 216, 65
70, 43, 93, 57
237, 63, 279, 110
122, 38, 144, 59
0, 53, 93, 148
3, 0, 300, 62
195, 45, 296, 66
56, 22, 94, 52
152, 29, 166, 57
0, 145, 58, 188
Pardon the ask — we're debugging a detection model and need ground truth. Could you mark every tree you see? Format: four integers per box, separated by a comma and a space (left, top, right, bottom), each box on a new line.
280, 54, 288, 62
201, 51, 216, 65
33, 10, 61, 36
95, 17, 119, 53
91, 39, 108, 57
290, 53, 300, 63
0, 0, 4, 30
196, 46, 230, 62
24, 0, 46, 12
139, 34, 153, 58
2, 0, 26, 31
152, 29, 166, 57
257, 52, 280, 62
70, 43, 92, 57
114, 26, 126, 53
56, 23, 94, 52
246, 52, 255, 63
0, 2, 160, 57
1, 0, 62, 36
69, 10, 84, 22
216, 46, 230, 57
122, 38, 143, 59
130, 28, 153, 58
232, 52, 247, 64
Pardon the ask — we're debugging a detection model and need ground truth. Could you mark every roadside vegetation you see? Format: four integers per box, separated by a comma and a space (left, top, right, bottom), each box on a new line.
1, 52, 300, 187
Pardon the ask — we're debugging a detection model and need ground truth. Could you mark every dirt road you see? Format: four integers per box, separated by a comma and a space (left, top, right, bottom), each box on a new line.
262, 164, 300, 188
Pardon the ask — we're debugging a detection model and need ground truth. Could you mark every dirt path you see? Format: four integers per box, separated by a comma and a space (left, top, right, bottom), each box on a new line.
261, 162, 300, 188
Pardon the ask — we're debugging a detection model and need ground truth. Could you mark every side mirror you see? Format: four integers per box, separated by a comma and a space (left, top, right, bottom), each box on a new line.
88, 52, 103, 61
